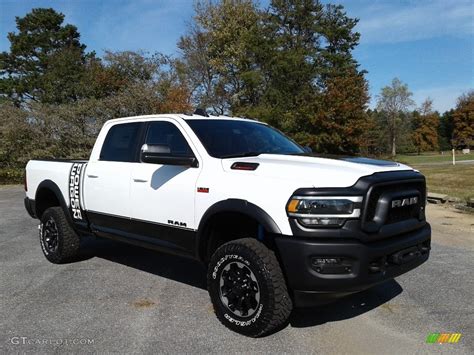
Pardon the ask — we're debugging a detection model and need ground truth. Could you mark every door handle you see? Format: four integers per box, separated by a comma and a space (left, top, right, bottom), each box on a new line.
87, 174, 99, 178
133, 178, 148, 183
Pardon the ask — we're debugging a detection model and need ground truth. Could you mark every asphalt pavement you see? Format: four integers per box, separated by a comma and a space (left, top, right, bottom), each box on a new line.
1, 185, 473, 354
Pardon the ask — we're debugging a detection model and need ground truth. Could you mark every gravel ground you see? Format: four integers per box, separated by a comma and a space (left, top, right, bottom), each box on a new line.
0, 185, 473, 354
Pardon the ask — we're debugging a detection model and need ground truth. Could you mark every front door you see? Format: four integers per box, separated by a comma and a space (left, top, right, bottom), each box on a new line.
129, 119, 201, 253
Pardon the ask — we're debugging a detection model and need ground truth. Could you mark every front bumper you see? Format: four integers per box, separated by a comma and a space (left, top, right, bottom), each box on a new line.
275, 223, 431, 307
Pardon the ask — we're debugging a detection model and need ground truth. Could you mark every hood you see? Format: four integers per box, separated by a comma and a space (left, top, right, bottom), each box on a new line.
221, 154, 413, 188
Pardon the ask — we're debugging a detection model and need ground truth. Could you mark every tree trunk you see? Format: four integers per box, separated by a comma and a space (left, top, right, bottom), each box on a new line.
391, 134, 396, 157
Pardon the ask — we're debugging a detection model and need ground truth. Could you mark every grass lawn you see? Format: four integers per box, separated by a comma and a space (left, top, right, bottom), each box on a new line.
412, 164, 474, 201
394, 152, 474, 165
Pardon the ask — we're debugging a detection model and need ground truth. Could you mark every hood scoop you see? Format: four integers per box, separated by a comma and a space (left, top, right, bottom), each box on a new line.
230, 162, 260, 171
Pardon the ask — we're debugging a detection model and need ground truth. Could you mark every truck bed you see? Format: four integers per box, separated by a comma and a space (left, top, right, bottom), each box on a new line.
25, 159, 87, 202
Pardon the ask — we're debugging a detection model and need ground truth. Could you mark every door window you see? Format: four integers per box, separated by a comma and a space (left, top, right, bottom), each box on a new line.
145, 121, 193, 157
100, 122, 141, 162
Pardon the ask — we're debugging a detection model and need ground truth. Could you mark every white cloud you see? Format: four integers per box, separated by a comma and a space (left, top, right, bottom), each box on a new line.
345, 0, 474, 44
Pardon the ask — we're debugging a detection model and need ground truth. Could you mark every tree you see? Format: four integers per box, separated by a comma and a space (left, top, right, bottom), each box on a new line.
304, 3, 369, 153
179, 0, 369, 153
438, 109, 454, 150
259, 0, 325, 131
0, 8, 92, 105
179, 0, 264, 115
376, 78, 414, 157
0, 50, 192, 171
360, 109, 385, 155
412, 99, 439, 154
452, 91, 474, 149
178, 24, 229, 114
0, 10, 194, 180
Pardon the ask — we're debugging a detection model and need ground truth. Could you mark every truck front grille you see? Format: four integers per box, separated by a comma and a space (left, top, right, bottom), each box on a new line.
363, 180, 426, 232
385, 202, 420, 224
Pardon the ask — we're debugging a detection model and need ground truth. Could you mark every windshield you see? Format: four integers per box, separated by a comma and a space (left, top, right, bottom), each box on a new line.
186, 119, 305, 158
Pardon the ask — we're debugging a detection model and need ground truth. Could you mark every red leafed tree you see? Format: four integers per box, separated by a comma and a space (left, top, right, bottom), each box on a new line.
452, 91, 474, 148
412, 99, 439, 154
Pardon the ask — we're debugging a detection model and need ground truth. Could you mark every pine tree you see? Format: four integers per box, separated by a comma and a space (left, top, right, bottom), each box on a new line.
309, 3, 369, 153
0, 8, 92, 105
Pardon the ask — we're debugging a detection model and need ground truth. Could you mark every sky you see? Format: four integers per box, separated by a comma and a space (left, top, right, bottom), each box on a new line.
0, 0, 473, 112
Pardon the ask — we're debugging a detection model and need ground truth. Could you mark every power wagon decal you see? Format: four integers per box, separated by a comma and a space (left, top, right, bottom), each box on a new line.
69, 162, 87, 220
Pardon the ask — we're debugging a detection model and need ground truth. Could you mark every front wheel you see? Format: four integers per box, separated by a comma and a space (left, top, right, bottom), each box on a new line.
207, 238, 292, 337
39, 207, 81, 264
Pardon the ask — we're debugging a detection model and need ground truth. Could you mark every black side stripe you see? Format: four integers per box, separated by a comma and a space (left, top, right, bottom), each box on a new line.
87, 211, 197, 256
86, 210, 196, 231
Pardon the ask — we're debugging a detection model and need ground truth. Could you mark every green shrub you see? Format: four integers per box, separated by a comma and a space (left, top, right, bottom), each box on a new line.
0, 168, 24, 185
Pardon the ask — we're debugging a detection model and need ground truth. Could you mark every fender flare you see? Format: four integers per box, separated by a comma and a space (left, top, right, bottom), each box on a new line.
35, 179, 90, 233
35, 180, 70, 219
195, 198, 282, 261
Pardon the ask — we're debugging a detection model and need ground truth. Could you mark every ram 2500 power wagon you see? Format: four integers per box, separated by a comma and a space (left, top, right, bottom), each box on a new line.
24, 113, 431, 337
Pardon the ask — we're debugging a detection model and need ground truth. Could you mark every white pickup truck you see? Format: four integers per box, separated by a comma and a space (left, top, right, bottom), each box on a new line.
24, 112, 431, 337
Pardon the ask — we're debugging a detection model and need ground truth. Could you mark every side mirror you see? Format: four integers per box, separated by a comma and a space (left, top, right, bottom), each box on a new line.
304, 145, 313, 153
140, 144, 198, 167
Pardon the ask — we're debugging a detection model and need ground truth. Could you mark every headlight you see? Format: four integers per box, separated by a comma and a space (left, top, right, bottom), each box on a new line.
287, 196, 362, 227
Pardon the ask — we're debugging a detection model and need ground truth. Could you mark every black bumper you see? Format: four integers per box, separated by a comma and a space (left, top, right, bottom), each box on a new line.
275, 223, 431, 307
24, 197, 37, 218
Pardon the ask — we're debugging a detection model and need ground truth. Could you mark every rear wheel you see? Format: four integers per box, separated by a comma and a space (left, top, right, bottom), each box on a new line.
40, 207, 80, 263
207, 238, 292, 337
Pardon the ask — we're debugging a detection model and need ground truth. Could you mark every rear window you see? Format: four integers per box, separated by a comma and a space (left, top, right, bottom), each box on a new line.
100, 122, 141, 162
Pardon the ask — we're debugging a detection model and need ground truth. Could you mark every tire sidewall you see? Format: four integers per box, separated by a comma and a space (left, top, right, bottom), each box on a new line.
208, 244, 274, 336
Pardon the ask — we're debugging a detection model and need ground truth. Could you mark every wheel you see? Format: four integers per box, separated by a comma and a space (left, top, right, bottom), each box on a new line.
39, 207, 80, 264
207, 238, 292, 337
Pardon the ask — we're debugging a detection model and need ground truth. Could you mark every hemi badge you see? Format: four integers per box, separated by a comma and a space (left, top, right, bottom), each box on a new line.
197, 187, 209, 193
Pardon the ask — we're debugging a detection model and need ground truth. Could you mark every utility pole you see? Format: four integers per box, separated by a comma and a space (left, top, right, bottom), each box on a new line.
451, 139, 456, 166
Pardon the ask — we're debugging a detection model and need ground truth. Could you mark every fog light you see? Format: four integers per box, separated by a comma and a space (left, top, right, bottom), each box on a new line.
312, 258, 340, 265
310, 256, 353, 274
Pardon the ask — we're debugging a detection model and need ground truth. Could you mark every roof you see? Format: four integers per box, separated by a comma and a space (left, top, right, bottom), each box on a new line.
103, 113, 262, 126
182, 114, 259, 122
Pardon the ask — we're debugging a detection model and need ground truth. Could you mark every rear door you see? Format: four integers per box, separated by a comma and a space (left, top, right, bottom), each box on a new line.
84, 122, 143, 229
129, 119, 201, 253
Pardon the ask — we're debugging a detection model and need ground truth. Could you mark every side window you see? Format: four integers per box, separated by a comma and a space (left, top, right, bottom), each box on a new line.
100, 122, 141, 162
145, 121, 193, 157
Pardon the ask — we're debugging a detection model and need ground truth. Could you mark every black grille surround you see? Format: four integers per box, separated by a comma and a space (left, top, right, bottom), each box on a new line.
288, 170, 428, 242
361, 179, 426, 233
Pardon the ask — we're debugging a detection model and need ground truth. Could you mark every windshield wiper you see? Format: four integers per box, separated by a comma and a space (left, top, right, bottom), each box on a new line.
220, 151, 263, 159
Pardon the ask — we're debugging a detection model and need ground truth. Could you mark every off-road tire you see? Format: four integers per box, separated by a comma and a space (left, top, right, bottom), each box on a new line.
39, 207, 80, 264
207, 238, 292, 337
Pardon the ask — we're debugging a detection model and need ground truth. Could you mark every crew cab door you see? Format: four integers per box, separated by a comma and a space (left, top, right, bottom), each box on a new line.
129, 119, 201, 253
83, 122, 143, 227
